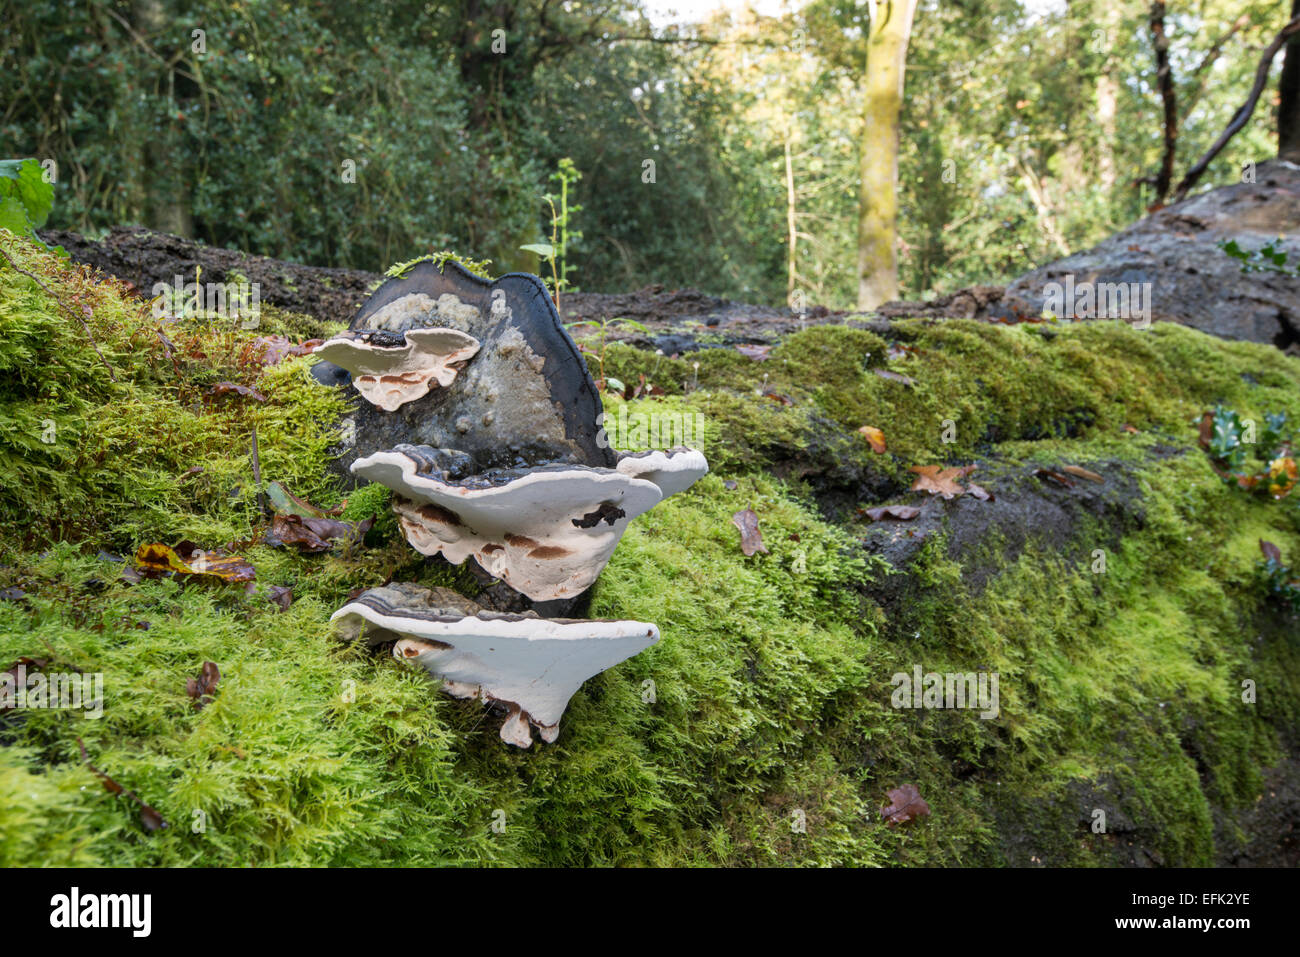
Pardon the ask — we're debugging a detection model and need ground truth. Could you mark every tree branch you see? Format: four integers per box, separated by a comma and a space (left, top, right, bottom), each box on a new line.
1172, 14, 1300, 202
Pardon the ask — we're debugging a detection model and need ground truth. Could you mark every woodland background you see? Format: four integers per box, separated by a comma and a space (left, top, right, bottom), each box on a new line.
3, 0, 1296, 307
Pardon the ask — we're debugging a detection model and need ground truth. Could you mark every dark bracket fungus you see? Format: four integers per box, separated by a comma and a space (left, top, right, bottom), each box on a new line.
311, 260, 614, 478
314, 327, 480, 411
332, 583, 660, 747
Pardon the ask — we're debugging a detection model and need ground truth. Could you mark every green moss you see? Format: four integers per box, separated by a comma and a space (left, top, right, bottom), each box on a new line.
0, 233, 349, 550
1, 235, 1298, 866
384, 250, 494, 279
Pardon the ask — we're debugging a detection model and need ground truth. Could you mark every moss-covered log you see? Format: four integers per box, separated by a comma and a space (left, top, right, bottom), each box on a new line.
1, 233, 1297, 866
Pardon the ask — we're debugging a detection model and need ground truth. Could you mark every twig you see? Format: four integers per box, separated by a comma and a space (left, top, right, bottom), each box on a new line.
251, 427, 267, 518
0, 244, 118, 381
1172, 15, 1300, 203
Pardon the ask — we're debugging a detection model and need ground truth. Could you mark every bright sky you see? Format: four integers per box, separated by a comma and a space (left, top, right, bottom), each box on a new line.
640, 0, 793, 28
641, 0, 1068, 28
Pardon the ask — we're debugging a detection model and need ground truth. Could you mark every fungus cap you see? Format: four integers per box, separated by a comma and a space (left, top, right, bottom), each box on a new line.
352, 444, 662, 601
332, 583, 659, 747
314, 327, 480, 411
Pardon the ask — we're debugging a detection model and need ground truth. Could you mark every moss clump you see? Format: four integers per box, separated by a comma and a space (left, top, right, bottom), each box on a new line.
384, 251, 494, 280
0, 232, 348, 549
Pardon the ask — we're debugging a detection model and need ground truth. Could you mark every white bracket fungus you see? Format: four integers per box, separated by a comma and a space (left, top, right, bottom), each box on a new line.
315, 327, 481, 411
352, 444, 708, 601
332, 583, 659, 747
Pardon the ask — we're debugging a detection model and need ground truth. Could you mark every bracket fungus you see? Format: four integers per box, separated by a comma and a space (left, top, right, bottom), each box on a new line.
353, 443, 707, 601
314, 327, 480, 411
332, 583, 659, 747
317, 260, 709, 745
311, 260, 613, 477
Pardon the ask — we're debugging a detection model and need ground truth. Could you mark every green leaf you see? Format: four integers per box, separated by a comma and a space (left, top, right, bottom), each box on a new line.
519, 243, 556, 259
0, 159, 53, 232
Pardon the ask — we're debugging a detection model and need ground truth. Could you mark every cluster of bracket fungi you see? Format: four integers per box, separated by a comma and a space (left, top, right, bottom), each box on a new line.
311, 261, 708, 747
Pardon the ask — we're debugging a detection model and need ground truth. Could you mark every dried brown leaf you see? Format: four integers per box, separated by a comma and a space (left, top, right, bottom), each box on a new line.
1062, 465, 1104, 484
858, 425, 887, 454
731, 508, 769, 556
207, 381, 267, 402
862, 505, 921, 522
908, 464, 977, 499
186, 661, 222, 711
881, 784, 930, 826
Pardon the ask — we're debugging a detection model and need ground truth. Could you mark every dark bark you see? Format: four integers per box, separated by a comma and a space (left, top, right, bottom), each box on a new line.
1149, 2, 1178, 206
1281, 0, 1300, 161
1174, 15, 1300, 201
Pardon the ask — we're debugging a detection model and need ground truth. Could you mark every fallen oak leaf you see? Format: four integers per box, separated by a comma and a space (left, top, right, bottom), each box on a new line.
858, 425, 887, 454
731, 508, 769, 556
1260, 539, 1283, 562
965, 482, 994, 502
186, 661, 221, 711
908, 464, 977, 499
1062, 465, 1104, 484
735, 343, 772, 361
881, 784, 930, 826
207, 381, 267, 402
861, 504, 921, 522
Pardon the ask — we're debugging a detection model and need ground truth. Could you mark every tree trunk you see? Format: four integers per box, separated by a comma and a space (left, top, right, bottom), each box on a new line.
134, 0, 192, 237
1281, 0, 1300, 161
857, 0, 917, 310
1094, 3, 1123, 191
785, 133, 797, 305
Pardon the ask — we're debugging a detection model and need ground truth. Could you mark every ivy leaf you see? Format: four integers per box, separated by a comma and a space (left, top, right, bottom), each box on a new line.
0, 158, 53, 232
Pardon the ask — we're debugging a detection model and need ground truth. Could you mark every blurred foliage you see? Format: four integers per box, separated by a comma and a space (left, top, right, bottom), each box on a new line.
0, 0, 1292, 303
